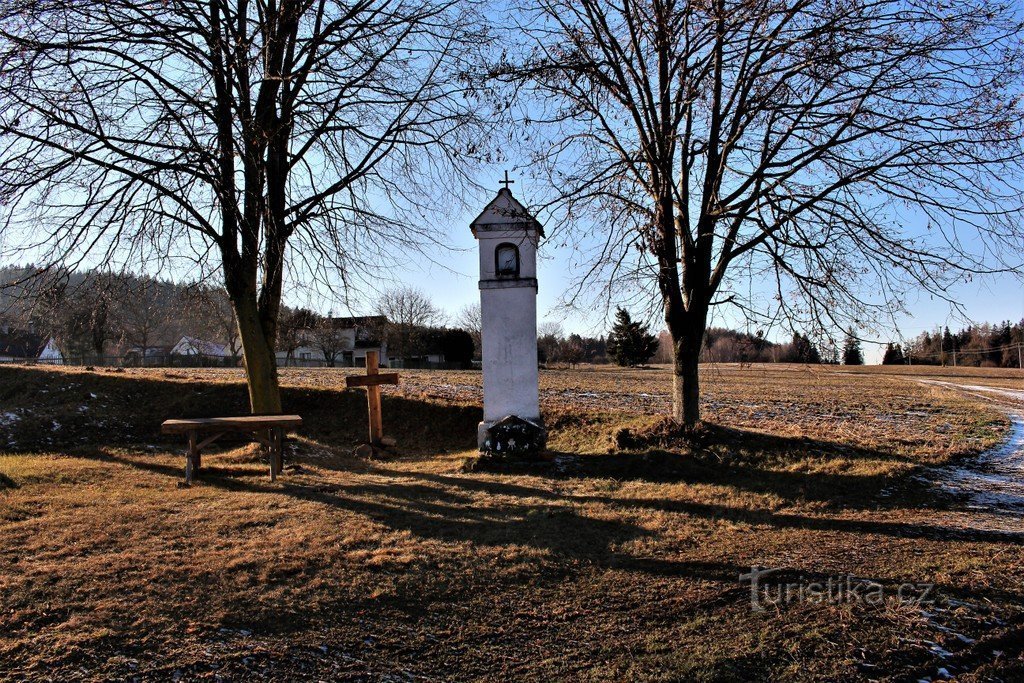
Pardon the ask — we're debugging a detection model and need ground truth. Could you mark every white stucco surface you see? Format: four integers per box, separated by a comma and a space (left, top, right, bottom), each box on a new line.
472, 187, 544, 447
480, 284, 540, 423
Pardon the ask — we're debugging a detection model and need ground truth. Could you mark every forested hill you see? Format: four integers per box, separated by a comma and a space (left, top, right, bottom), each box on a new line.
0, 265, 235, 359
895, 323, 1024, 368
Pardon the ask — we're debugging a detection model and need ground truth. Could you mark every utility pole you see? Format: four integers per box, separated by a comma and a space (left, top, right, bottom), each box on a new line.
1018, 342, 1022, 369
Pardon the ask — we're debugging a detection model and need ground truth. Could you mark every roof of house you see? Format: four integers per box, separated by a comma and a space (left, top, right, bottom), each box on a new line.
0, 329, 49, 358
326, 315, 387, 329
288, 312, 387, 331
173, 336, 230, 357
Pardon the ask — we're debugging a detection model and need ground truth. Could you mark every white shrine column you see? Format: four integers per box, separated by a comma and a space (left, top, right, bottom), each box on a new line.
471, 183, 545, 449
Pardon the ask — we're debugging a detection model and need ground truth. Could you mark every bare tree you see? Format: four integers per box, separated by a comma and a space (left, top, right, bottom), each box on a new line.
455, 303, 482, 359
537, 321, 564, 364
114, 277, 174, 360
561, 335, 585, 368
10, 268, 115, 363
83, 274, 115, 362
498, 0, 1024, 428
276, 308, 313, 367
0, 0, 490, 412
538, 321, 565, 339
179, 285, 242, 365
376, 286, 443, 362
652, 330, 673, 365
310, 316, 351, 367
536, 321, 569, 362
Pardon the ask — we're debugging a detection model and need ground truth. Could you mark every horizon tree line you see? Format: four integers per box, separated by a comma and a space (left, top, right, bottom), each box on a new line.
7, 263, 1021, 369
883, 323, 1024, 368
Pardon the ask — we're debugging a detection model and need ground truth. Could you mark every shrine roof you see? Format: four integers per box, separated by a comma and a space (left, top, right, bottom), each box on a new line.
470, 188, 544, 238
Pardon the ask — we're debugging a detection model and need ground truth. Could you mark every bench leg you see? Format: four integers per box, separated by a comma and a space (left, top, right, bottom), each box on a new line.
186, 430, 199, 484
276, 428, 285, 477
275, 428, 284, 476
268, 428, 282, 481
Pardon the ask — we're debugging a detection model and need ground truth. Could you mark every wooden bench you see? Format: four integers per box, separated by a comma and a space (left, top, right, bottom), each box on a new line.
161, 415, 303, 484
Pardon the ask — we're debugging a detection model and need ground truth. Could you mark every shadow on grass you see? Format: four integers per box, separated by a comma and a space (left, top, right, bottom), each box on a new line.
468, 428, 927, 510
538, 416, 947, 509
90, 447, 653, 559
9, 364, 1013, 547
78, 447, 301, 492
0, 364, 480, 455
87, 442, 1024, 551
375, 467, 1024, 548
67, 441, 1024, 678
83, 444, 1024, 675
549, 447, 902, 507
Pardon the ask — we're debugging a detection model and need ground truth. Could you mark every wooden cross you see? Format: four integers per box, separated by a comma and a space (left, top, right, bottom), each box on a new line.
345, 350, 399, 445
500, 170, 515, 189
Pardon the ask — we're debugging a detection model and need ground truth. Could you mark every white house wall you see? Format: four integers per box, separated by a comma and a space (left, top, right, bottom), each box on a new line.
38, 339, 63, 362
277, 343, 388, 366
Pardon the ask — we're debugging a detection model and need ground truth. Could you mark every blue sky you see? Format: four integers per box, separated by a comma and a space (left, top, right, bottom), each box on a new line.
2, 164, 1018, 365
295, 170, 1024, 365
3, 165, 1016, 365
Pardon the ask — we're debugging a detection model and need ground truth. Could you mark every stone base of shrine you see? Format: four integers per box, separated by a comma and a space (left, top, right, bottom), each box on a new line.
477, 414, 546, 458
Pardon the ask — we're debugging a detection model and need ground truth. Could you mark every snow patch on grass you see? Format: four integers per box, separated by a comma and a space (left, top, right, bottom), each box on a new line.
919, 380, 1024, 517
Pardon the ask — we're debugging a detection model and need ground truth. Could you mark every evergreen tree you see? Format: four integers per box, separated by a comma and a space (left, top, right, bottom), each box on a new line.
842, 329, 865, 365
606, 308, 659, 367
882, 343, 905, 365
941, 326, 954, 365
787, 332, 822, 364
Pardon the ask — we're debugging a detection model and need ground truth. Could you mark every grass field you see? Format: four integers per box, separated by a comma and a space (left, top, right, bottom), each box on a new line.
1, 363, 1022, 681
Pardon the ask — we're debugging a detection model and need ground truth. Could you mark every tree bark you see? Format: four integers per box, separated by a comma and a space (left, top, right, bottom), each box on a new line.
233, 293, 282, 415
670, 309, 707, 429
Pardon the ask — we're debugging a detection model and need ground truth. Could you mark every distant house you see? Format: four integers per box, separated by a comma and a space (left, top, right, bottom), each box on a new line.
277, 315, 389, 367
38, 339, 62, 363
123, 345, 172, 366
0, 327, 63, 364
287, 344, 323, 365
171, 336, 231, 358
395, 348, 446, 367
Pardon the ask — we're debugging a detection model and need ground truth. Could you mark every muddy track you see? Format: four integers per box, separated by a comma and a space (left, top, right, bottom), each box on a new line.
918, 380, 1024, 529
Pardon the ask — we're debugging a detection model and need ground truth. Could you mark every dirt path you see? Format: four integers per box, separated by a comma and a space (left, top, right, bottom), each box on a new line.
918, 380, 1024, 529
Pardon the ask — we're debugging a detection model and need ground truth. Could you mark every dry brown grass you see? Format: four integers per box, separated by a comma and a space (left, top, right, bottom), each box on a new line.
0, 363, 1021, 681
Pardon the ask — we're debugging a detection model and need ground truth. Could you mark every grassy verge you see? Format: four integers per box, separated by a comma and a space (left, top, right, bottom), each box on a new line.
0, 364, 1020, 681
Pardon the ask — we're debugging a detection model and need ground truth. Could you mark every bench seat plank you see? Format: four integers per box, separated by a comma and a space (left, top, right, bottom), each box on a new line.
161, 415, 303, 434
163, 415, 302, 484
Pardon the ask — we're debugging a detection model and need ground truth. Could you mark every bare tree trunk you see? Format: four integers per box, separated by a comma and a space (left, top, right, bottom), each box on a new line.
670, 308, 707, 429
233, 294, 282, 414
658, 197, 710, 429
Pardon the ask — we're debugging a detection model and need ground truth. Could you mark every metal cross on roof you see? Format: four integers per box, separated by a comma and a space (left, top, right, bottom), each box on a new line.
499, 170, 515, 189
